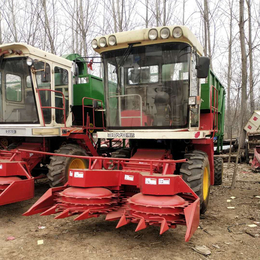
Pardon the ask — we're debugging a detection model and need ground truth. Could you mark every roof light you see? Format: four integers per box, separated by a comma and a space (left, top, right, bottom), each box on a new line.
91, 39, 98, 49
99, 37, 107, 47
173, 27, 183, 38
148, 29, 158, 40
160, 27, 170, 39
26, 57, 34, 66
108, 35, 117, 46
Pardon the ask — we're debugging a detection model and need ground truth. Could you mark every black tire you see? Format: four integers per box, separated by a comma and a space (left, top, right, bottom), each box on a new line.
180, 150, 210, 214
214, 157, 223, 185
47, 144, 89, 187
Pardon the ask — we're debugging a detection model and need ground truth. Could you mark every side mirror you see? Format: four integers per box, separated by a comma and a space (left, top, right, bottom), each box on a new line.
196, 57, 210, 78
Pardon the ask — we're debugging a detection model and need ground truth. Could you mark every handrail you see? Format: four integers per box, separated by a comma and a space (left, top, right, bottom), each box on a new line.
18, 148, 187, 175
37, 88, 66, 127
82, 97, 105, 131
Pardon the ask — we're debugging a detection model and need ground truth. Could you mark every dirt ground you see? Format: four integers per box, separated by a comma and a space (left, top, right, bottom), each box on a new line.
1, 162, 260, 260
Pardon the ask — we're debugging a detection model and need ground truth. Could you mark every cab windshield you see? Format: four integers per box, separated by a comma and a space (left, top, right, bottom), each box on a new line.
103, 42, 190, 129
0, 57, 39, 123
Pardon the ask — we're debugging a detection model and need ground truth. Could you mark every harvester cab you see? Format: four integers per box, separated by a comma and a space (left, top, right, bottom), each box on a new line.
0, 43, 104, 205
24, 26, 225, 242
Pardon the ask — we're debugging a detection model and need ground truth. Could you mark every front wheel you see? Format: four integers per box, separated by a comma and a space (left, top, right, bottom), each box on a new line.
47, 144, 89, 187
180, 150, 210, 214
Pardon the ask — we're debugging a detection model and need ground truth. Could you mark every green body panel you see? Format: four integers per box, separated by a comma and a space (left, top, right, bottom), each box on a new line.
73, 75, 104, 106
63, 53, 104, 127
63, 53, 104, 106
201, 70, 226, 153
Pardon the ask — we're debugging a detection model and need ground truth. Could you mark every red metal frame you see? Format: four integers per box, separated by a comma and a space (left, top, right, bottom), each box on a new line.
0, 160, 34, 206
0, 143, 45, 206
23, 149, 199, 241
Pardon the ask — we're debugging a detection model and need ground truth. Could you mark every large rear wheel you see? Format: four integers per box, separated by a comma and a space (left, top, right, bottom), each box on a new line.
47, 144, 89, 187
180, 150, 210, 214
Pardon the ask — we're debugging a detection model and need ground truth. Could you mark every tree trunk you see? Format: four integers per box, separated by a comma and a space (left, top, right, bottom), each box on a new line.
247, 0, 254, 114
239, 0, 247, 150
204, 0, 213, 68
203, 0, 208, 56
0, 10, 2, 44
42, 0, 55, 53
227, 0, 233, 139
183, 0, 186, 25
10, 0, 18, 42
112, 0, 117, 32
232, 0, 248, 189
163, 0, 166, 26
156, 0, 160, 27
145, 0, 149, 27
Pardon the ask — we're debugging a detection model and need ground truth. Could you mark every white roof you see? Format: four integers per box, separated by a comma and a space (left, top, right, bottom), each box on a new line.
0, 43, 73, 68
93, 26, 204, 56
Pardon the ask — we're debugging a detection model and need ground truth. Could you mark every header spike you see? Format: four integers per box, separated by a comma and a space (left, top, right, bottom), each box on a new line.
135, 218, 147, 232
54, 209, 70, 219
116, 213, 129, 228
160, 218, 169, 235
74, 210, 90, 221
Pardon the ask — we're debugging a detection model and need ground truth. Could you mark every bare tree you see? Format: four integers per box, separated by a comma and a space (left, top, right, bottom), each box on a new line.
145, 0, 149, 27
246, 0, 255, 114
62, 0, 99, 57
3, 0, 19, 42
196, 0, 214, 68
232, 0, 248, 189
102, 0, 137, 33
203, 0, 213, 68
0, 8, 2, 44
227, 0, 235, 139
41, 0, 56, 53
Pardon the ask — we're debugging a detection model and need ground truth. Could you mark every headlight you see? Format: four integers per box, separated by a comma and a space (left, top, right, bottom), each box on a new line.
99, 37, 107, 47
148, 29, 158, 40
160, 27, 170, 39
91, 39, 98, 49
108, 35, 117, 46
173, 27, 183, 38
26, 57, 34, 66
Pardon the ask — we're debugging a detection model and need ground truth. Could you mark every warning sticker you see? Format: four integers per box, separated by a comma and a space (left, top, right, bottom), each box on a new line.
158, 178, 170, 185
124, 175, 134, 181
69, 171, 73, 177
145, 178, 157, 185
74, 172, 84, 178
0, 164, 2, 169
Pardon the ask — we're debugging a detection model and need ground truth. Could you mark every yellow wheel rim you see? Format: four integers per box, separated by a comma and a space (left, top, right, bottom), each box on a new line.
203, 167, 209, 201
68, 158, 86, 170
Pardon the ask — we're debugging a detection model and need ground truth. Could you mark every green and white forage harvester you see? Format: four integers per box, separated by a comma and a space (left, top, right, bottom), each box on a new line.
24, 26, 226, 241
0, 43, 104, 206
